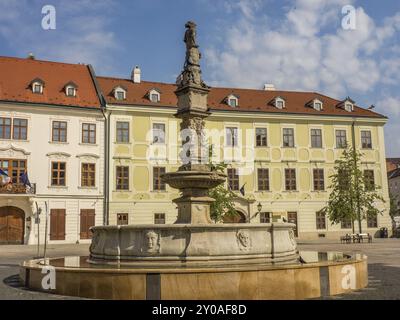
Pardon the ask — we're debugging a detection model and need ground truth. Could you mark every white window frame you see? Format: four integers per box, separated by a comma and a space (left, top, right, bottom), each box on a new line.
114, 87, 127, 100
149, 89, 161, 103
227, 95, 239, 108
32, 82, 43, 94
66, 86, 77, 97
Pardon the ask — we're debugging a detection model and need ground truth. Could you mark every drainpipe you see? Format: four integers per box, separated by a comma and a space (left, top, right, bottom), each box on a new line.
87, 65, 110, 226
351, 120, 362, 234
102, 108, 111, 226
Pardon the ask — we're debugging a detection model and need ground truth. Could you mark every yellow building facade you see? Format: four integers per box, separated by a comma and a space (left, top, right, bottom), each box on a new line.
96, 75, 390, 240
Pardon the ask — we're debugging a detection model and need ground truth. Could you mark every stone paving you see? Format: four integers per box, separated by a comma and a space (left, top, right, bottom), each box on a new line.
0, 239, 399, 300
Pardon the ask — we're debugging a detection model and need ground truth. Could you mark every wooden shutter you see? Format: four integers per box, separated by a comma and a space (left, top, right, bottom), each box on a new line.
80, 209, 95, 239
50, 209, 66, 241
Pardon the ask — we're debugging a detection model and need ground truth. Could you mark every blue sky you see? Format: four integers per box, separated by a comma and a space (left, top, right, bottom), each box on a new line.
0, 0, 399, 156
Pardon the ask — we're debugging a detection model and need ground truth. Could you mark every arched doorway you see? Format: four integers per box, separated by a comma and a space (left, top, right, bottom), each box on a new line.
0, 207, 25, 244
223, 210, 247, 223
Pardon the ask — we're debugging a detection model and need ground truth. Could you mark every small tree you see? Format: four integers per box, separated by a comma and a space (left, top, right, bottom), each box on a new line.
323, 145, 385, 234
207, 145, 238, 222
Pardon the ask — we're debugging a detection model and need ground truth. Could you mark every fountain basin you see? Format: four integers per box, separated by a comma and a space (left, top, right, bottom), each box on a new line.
20, 251, 368, 300
89, 223, 298, 266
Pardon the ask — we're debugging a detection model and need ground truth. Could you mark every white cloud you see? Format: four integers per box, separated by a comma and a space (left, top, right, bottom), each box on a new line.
205, 0, 400, 99
0, 0, 118, 73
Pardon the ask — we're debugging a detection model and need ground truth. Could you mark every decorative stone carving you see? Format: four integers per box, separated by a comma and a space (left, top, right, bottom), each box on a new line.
236, 230, 251, 251
289, 229, 296, 247
144, 230, 160, 254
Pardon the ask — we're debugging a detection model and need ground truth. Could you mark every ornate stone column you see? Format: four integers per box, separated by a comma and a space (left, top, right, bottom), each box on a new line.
162, 21, 226, 224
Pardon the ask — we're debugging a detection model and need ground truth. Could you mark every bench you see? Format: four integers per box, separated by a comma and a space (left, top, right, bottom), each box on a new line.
341, 233, 372, 243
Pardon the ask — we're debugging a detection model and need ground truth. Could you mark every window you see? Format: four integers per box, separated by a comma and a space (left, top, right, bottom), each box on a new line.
66, 87, 76, 97
283, 128, 294, 147
276, 99, 284, 109
81, 163, 95, 187
257, 168, 270, 191
153, 167, 166, 191
338, 169, 350, 191
228, 97, 238, 107
341, 218, 352, 229
314, 101, 323, 111
313, 169, 325, 191
33, 83, 43, 94
344, 103, 353, 112
367, 213, 378, 228
150, 93, 160, 103
0, 159, 27, 183
52, 121, 67, 143
12, 119, 28, 140
116, 121, 129, 143
260, 212, 271, 223
114, 88, 126, 100
364, 170, 375, 191
154, 213, 166, 224
361, 130, 372, 149
226, 127, 238, 147
256, 128, 267, 146
82, 123, 96, 144
117, 213, 128, 226
0, 118, 11, 139
51, 162, 66, 186
228, 168, 239, 191
285, 169, 296, 191
116, 166, 129, 190
335, 130, 347, 148
153, 123, 166, 144
316, 211, 326, 230
310, 129, 322, 148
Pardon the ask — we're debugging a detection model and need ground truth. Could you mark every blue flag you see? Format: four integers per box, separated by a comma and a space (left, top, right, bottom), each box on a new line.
0, 169, 8, 177
20, 172, 31, 187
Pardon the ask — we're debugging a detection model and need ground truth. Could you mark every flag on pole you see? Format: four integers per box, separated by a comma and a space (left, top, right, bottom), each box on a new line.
20, 171, 32, 187
239, 184, 246, 196
0, 169, 11, 186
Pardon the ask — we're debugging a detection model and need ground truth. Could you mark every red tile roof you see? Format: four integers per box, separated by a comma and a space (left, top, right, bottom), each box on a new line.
97, 76, 385, 118
0, 56, 101, 109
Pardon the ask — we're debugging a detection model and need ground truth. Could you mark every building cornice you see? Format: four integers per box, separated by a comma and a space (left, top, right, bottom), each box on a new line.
105, 103, 388, 124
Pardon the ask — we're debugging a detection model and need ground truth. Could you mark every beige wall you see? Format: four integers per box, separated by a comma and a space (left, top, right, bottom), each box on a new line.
108, 105, 391, 239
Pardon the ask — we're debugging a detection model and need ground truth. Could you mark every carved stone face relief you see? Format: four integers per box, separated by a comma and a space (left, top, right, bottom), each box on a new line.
236, 230, 251, 251
144, 230, 160, 254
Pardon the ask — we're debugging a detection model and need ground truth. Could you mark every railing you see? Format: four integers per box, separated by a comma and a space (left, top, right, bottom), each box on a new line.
0, 183, 36, 195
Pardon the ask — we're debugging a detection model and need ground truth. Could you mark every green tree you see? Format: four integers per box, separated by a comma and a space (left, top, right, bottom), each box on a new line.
389, 193, 399, 220
207, 145, 238, 222
323, 145, 385, 234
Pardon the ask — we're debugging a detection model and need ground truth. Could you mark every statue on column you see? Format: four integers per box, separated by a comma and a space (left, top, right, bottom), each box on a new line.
177, 21, 208, 89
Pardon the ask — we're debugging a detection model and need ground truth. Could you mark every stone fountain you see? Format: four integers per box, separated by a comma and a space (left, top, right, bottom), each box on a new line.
88, 20, 298, 266
19, 22, 368, 300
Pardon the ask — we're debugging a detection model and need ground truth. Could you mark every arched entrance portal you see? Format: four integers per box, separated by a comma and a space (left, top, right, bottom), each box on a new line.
223, 210, 247, 224
0, 207, 25, 244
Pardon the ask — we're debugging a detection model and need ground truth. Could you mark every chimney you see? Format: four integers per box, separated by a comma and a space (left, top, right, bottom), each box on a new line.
27, 52, 35, 60
263, 83, 276, 91
132, 66, 141, 83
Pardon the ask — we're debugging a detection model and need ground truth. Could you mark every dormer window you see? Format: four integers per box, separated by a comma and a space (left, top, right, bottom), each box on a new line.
64, 82, 78, 97
345, 103, 353, 112
307, 98, 323, 111
337, 97, 355, 112
30, 78, 44, 94
226, 94, 239, 108
148, 89, 161, 103
113, 86, 127, 101
270, 96, 286, 109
